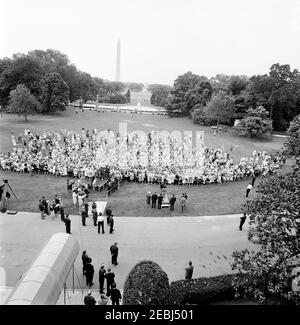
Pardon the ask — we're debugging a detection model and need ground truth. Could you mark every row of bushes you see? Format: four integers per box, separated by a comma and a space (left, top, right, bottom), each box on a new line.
122, 260, 249, 305
169, 274, 243, 305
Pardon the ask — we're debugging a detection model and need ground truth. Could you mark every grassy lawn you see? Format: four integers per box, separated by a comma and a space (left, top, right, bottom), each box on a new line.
0, 107, 285, 158
0, 108, 286, 216
0, 169, 262, 216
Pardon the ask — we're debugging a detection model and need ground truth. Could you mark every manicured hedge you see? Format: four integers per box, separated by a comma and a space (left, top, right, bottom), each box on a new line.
123, 260, 170, 305
170, 274, 244, 305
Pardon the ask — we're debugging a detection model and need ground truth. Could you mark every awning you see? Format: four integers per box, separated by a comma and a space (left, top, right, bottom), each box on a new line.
5, 233, 79, 305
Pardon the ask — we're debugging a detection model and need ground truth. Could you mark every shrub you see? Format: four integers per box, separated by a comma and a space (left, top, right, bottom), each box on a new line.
234, 106, 273, 138
170, 274, 244, 305
123, 260, 170, 305
284, 114, 300, 156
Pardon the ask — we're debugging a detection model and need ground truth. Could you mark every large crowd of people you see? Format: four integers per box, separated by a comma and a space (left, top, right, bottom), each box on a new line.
0, 128, 286, 186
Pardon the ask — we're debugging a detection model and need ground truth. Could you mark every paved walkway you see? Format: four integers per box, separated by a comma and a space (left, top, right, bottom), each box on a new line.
0, 211, 254, 304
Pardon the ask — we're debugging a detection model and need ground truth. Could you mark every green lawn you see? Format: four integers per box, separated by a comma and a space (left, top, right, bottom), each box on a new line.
0, 108, 287, 216
0, 169, 275, 216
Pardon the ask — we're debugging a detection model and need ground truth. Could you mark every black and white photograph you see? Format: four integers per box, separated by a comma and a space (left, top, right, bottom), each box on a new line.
0, 0, 300, 313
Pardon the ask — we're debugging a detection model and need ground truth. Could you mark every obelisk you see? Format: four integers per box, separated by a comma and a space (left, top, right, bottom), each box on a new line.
116, 40, 121, 81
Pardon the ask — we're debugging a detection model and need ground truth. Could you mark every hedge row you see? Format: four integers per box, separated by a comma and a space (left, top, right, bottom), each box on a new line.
170, 274, 244, 305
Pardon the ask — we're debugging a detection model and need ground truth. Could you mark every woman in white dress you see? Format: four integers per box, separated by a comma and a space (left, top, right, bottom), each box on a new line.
72, 190, 78, 207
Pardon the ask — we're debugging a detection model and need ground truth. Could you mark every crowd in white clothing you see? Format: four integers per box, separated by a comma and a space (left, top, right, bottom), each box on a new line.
0, 128, 285, 186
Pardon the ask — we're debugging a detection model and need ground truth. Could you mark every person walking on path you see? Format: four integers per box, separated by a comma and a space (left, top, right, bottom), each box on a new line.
85, 258, 94, 287
169, 194, 176, 211
107, 283, 122, 305
97, 213, 105, 234
99, 265, 106, 294
246, 183, 253, 198
185, 261, 194, 280
105, 268, 115, 292
64, 214, 71, 234
84, 290, 96, 305
239, 213, 247, 231
151, 192, 158, 208
110, 242, 119, 265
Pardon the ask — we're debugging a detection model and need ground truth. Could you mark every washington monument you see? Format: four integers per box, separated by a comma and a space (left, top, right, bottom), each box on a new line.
116, 40, 121, 82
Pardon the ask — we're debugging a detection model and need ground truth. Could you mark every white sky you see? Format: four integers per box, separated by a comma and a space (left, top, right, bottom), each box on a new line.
1, 0, 300, 85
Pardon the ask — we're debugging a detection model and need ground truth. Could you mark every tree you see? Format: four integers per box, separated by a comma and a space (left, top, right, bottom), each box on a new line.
284, 115, 300, 157
7, 84, 41, 121
234, 106, 273, 138
39, 72, 69, 112
167, 72, 212, 116
228, 75, 249, 96
204, 91, 235, 126
123, 260, 170, 305
0, 54, 44, 106
150, 86, 171, 107
231, 168, 300, 304
125, 89, 131, 103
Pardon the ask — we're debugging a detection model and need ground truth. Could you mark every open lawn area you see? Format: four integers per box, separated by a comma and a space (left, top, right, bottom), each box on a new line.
0, 108, 287, 216
0, 167, 292, 216
0, 107, 285, 159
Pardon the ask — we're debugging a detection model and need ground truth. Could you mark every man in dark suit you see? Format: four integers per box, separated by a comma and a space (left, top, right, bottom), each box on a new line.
81, 208, 87, 226
110, 242, 119, 265
239, 213, 247, 231
64, 214, 71, 234
59, 204, 65, 221
106, 206, 112, 225
151, 192, 158, 208
84, 290, 96, 305
99, 265, 106, 294
157, 193, 163, 209
169, 194, 176, 211
105, 268, 115, 292
107, 283, 122, 305
108, 215, 114, 234
85, 258, 94, 287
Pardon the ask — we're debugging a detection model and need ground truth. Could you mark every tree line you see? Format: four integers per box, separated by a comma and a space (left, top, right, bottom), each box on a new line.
0, 49, 145, 118
148, 65, 300, 133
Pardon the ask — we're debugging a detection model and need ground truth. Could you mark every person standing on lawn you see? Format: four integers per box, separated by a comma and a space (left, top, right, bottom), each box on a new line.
157, 193, 163, 209
151, 192, 158, 208
246, 183, 253, 198
38, 200, 45, 219
146, 191, 151, 206
169, 194, 176, 211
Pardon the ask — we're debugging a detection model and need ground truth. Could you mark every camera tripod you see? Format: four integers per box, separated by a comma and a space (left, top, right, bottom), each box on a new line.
0, 180, 19, 213
2, 180, 19, 201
